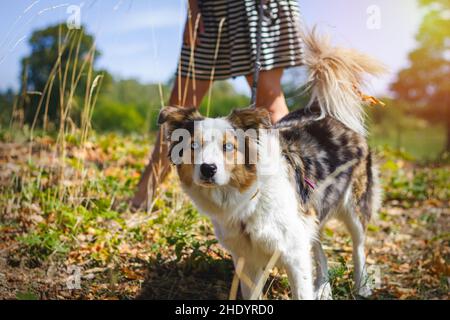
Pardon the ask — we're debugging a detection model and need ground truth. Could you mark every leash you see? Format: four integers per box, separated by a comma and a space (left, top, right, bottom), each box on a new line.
250, 0, 265, 108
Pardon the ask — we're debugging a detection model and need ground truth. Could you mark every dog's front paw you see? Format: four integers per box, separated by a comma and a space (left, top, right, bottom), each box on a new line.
356, 285, 372, 298
315, 282, 333, 300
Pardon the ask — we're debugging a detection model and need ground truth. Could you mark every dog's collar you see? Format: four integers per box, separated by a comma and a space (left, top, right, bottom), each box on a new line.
304, 177, 316, 190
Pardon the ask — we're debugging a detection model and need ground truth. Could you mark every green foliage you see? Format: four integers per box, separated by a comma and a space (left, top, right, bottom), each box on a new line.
91, 77, 251, 134
368, 101, 447, 160
96, 79, 170, 133
390, 0, 450, 150
199, 81, 250, 117
16, 291, 39, 300
18, 229, 69, 259
328, 257, 353, 299
379, 146, 450, 202
92, 98, 145, 134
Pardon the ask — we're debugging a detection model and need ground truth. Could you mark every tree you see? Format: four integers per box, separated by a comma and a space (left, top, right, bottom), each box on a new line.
0, 88, 15, 127
391, 0, 450, 151
20, 23, 103, 128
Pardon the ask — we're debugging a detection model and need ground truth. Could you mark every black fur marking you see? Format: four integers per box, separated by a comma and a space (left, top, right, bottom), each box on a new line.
181, 120, 197, 135
313, 160, 326, 181
280, 127, 302, 143
356, 147, 364, 158
277, 106, 318, 124
283, 154, 311, 203
303, 157, 313, 173
297, 168, 310, 203
305, 121, 340, 158
340, 135, 349, 146
366, 151, 373, 192
359, 150, 374, 220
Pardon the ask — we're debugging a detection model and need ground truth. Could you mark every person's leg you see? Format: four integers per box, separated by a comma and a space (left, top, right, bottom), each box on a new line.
246, 68, 289, 123
131, 77, 211, 209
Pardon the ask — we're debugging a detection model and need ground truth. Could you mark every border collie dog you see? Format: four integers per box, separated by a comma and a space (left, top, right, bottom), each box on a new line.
158, 30, 386, 300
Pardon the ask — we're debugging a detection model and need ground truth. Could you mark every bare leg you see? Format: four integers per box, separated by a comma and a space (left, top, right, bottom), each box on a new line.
131, 129, 169, 209
131, 77, 211, 209
246, 68, 289, 123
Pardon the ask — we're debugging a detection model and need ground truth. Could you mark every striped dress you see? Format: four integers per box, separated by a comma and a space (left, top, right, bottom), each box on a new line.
177, 0, 305, 81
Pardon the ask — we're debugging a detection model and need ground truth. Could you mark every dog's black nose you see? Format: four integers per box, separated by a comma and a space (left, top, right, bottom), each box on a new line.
200, 163, 217, 179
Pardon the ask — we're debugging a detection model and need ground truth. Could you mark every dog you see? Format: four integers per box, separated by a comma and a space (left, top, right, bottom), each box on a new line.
158, 30, 386, 300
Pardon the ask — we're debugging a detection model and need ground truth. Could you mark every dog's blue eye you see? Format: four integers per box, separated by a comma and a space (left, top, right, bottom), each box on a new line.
191, 141, 200, 150
224, 143, 234, 152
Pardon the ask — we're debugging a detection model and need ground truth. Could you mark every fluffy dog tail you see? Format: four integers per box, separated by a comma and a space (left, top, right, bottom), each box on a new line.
302, 28, 388, 136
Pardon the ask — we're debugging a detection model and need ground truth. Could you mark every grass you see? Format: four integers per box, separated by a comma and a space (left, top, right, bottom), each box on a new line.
0, 129, 448, 300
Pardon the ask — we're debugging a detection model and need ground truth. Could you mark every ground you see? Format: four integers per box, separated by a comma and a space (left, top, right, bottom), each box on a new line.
0, 131, 448, 300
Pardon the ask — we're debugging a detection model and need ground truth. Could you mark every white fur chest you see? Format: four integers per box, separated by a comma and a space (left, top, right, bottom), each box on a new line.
181, 160, 314, 257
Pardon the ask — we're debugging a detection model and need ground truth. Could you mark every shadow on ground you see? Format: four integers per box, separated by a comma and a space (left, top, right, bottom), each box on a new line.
136, 256, 235, 300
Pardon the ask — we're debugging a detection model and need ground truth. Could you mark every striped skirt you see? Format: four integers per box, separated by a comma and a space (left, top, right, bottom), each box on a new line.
177, 0, 305, 81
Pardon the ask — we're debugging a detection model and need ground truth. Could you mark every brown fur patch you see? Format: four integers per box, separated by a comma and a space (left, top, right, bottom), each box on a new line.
352, 161, 367, 201
177, 164, 194, 187
227, 107, 272, 131
158, 106, 203, 126
352, 159, 369, 228
229, 164, 257, 192
305, 207, 318, 218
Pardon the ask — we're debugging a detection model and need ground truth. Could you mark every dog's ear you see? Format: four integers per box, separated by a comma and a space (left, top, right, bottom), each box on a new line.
158, 106, 204, 135
158, 106, 203, 125
227, 107, 272, 131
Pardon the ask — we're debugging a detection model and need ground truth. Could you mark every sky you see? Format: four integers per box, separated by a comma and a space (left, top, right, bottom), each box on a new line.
0, 0, 424, 96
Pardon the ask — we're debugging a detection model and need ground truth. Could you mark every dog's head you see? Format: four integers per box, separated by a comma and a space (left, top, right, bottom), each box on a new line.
158, 106, 271, 191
